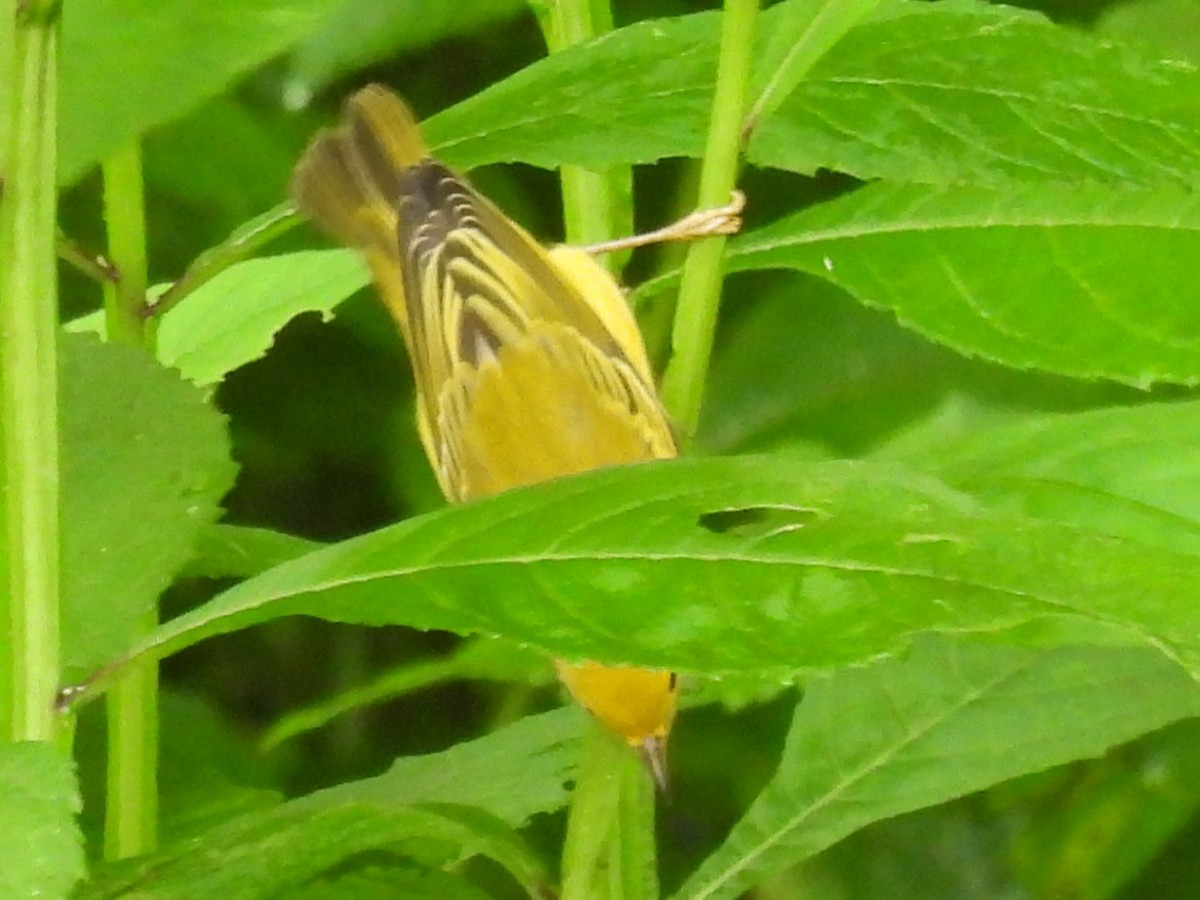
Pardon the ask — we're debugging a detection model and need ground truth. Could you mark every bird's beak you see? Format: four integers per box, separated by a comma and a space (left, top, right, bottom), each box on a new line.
639, 735, 670, 796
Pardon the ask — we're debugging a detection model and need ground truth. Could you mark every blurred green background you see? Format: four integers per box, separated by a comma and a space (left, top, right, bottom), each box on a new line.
57, 0, 1200, 895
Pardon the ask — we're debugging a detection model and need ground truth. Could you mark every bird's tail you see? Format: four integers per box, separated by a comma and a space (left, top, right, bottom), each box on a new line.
289, 84, 428, 338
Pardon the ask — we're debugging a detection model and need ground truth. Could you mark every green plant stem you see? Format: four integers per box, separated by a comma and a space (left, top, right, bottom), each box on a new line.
99, 141, 159, 859
539, 0, 631, 270
56, 231, 120, 285
104, 661, 157, 858
0, 0, 61, 744
561, 719, 657, 900
540, 2, 656, 895
660, 0, 760, 444
101, 142, 153, 347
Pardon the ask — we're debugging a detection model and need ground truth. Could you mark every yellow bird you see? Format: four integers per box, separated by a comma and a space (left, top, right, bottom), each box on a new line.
290, 85, 678, 784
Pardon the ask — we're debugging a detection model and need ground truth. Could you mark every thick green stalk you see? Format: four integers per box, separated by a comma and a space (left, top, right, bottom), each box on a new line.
561, 720, 657, 900
99, 141, 159, 858
104, 665, 157, 858
0, 0, 62, 744
102, 142, 153, 347
539, 1, 656, 896
539, 0, 631, 269
660, 0, 760, 445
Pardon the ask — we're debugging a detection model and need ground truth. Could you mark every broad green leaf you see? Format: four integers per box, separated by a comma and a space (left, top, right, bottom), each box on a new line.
714, 182, 1200, 387
746, 0, 886, 132
697, 274, 1131, 457
60, 0, 347, 185
697, 274, 970, 457
1097, 0, 1200, 65
70, 456, 1200, 704
79, 803, 544, 899
0, 743, 85, 898
81, 709, 577, 898
61, 333, 237, 679
156, 250, 368, 386
422, 10, 719, 171
285, 0, 528, 106
673, 637, 1200, 900
749, 0, 1200, 189
423, 0, 1200, 189
879, 399, 1200, 556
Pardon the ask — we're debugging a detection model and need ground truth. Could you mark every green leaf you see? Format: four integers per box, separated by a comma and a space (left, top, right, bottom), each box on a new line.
285, 0, 528, 105
74, 456, 1200, 700
330, 707, 580, 822
61, 333, 237, 678
746, 0, 886, 133
0, 743, 85, 898
156, 249, 368, 386
879, 399, 1200, 556
82, 710, 577, 898
716, 182, 1200, 387
1097, 0, 1200, 66
182, 523, 327, 580
80, 802, 545, 899
422, 0, 1200, 189
287, 866, 495, 900
672, 637, 1200, 900
697, 274, 958, 456
422, 10, 719, 172
749, 0, 1200, 189
60, 0, 348, 185
156, 692, 283, 846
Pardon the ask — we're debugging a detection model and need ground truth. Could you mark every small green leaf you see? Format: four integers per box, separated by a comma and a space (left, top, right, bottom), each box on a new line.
423, 10, 719, 171
156, 249, 368, 386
